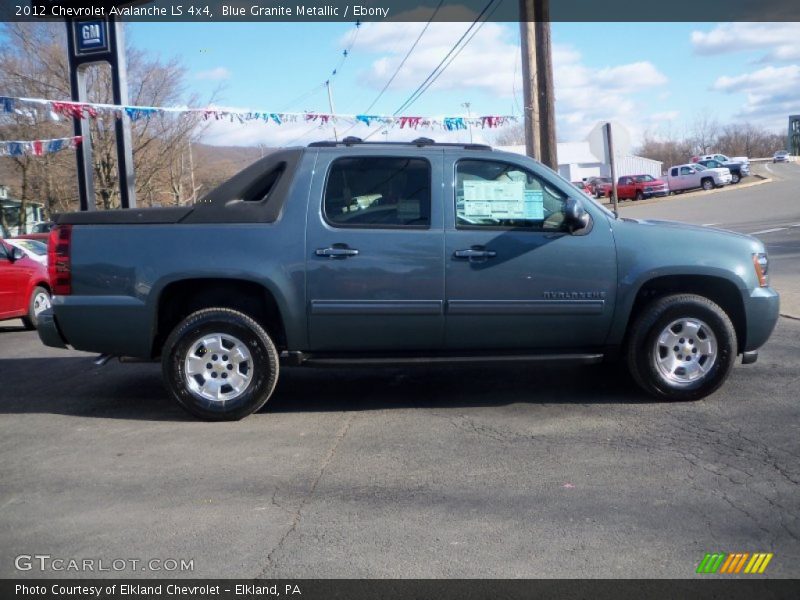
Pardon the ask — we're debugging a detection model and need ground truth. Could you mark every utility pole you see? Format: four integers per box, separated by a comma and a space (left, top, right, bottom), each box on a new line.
326, 80, 339, 142
519, 0, 557, 170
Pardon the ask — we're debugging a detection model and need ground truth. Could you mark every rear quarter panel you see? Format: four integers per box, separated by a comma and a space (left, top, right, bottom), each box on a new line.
55, 155, 316, 357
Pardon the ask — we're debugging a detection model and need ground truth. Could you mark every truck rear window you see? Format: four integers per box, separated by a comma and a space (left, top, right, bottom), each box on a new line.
324, 157, 431, 228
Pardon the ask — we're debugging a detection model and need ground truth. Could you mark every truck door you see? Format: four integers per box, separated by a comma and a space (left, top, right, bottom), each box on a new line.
617, 176, 633, 199
443, 156, 617, 350
679, 165, 695, 189
305, 150, 445, 351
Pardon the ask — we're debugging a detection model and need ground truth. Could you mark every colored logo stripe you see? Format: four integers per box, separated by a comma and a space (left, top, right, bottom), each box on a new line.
697, 552, 773, 574
697, 553, 726, 573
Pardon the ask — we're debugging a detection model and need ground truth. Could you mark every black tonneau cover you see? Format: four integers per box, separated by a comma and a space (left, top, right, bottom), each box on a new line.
56, 148, 304, 226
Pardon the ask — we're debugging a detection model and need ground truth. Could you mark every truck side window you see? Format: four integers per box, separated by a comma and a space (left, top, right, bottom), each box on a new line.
324, 157, 431, 228
671, 168, 678, 177
680, 167, 692, 175
455, 160, 568, 231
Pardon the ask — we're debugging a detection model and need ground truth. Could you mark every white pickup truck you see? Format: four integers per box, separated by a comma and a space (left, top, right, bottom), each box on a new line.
665, 163, 732, 193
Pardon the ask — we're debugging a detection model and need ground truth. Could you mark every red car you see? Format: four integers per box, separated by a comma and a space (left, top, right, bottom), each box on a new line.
601, 174, 669, 201
0, 238, 51, 329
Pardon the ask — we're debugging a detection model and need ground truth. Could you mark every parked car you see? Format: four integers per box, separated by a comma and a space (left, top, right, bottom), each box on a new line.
5, 239, 48, 265
571, 181, 592, 194
37, 139, 779, 420
0, 239, 51, 329
696, 158, 749, 184
666, 163, 731, 193
600, 174, 669, 201
697, 153, 750, 167
773, 151, 790, 163
586, 176, 611, 198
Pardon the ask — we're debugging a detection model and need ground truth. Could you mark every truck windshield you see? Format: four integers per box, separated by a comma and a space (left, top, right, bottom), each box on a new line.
633, 175, 655, 182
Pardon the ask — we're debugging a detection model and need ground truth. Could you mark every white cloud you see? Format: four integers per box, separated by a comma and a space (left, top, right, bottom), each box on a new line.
195, 67, 231, 81
692, 23, 800, 62
650, 111, 680, 122
349, 22, 669, 143
198, 23, 672, 148
711, 65, 800, 127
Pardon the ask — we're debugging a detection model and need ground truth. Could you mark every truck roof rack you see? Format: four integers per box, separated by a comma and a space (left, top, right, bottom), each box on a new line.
308, 137, 492, 150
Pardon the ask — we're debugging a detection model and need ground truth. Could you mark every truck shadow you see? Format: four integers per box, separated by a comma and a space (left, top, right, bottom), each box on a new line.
0, 357, 654, 421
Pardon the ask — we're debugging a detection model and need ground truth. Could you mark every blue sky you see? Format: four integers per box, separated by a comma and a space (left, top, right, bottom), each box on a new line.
126, 21, 799, 147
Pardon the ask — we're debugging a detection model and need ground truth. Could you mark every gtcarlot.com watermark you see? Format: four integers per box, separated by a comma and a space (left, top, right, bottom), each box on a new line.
15, 554, 194, 573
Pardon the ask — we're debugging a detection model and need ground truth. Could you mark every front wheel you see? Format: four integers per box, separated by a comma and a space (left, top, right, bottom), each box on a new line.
162, 308, 279, 420
626, 294, 736, 401
701, 178, 714, 191
22, 286, 51, 330
731, 173, 740, 184
635, 191, 644, 201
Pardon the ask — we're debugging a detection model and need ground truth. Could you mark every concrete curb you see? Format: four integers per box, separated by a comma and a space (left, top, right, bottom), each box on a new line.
601, 175, 772, 209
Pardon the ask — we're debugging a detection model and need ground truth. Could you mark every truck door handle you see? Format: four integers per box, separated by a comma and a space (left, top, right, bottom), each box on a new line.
316, 245, 359, 258
453, 247, 496, 260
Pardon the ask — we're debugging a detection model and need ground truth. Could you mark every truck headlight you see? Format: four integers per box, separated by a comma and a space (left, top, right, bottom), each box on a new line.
752, 253, 769, 287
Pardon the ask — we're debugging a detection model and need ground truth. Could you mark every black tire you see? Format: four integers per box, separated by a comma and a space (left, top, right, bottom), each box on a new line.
731, 172, 740, 184
635, 191, 644, 201
701, 178, 714, 191
21, 286, 50, 330
161, 308, 279, 421
626, 294, 736, 401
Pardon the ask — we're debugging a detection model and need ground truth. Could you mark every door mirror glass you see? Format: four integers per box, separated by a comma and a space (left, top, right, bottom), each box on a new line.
9, 247, 24, 261
564, 198, 590, 233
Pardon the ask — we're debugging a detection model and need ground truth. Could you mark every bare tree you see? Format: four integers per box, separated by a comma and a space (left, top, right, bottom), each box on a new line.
0, 21, 214, 220
690, 110, 721, 155
493, 123, 526, 146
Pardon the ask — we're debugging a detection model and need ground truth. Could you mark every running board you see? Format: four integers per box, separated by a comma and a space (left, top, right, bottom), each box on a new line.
281, 352, 604, 367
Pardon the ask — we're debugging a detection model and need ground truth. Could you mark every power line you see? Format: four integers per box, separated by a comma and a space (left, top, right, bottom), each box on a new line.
362, 1, 444, 115
336, 2, 444, 141
363, 0, 502, 141
392, 0, 498, 117
278, 22, 361, 115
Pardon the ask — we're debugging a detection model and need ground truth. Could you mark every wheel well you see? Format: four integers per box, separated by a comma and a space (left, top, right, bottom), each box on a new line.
627, 275, 746, 352
153, 278, 287, 357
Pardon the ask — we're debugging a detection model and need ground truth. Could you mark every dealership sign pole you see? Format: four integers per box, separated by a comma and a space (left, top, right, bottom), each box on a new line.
55, 1, 140, 210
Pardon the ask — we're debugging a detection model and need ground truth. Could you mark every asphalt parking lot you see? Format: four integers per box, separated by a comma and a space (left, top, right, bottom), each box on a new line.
1, 165, 799, 579
1, 315, 799, 579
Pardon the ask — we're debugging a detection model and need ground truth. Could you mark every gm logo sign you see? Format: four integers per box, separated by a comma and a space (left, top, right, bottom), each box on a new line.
73, 20, 109, 56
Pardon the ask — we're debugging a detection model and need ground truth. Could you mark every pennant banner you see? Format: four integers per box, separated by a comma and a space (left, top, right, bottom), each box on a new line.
0, 96, 517, 132
0, 135, 82, 157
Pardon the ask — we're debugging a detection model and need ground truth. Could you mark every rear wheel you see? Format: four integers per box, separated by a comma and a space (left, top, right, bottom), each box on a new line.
162, 308, 279, 420
626, 294, 736, 401
21, 286, 51, 330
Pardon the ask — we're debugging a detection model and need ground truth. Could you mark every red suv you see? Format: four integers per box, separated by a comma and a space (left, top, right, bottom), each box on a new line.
0, 239, 51, 329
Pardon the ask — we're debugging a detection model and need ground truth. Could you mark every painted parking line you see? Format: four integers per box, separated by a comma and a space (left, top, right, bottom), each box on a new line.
750, 227, 787, 235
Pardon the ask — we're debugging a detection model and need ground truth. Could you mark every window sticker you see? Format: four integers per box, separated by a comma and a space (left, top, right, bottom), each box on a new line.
463, 180, 530, 219
523, 189, 544, 219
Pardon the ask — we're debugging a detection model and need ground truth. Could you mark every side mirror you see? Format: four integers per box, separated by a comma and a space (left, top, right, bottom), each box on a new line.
8, 247, 24, 261
564, 197, 590, 233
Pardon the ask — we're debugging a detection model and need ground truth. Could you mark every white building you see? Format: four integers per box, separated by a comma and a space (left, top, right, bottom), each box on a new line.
499, 122, 662, 182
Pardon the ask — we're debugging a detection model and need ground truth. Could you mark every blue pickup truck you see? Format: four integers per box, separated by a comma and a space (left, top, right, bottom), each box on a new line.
39, 139, 779, 420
